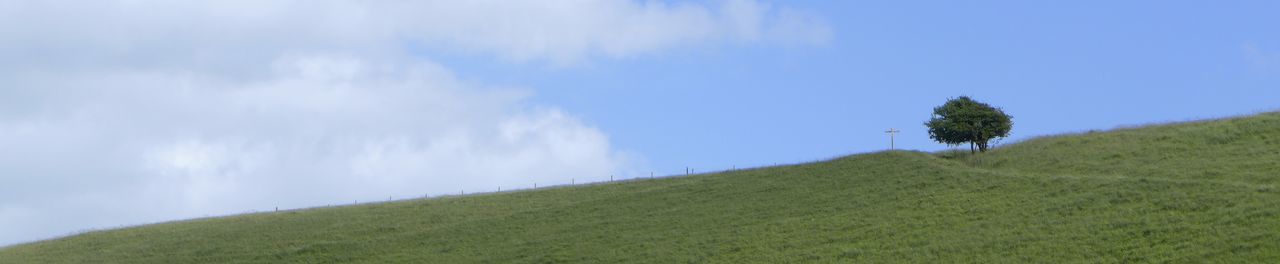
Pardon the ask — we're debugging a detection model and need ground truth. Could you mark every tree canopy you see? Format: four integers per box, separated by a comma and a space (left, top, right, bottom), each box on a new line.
925, 96, 1012, 153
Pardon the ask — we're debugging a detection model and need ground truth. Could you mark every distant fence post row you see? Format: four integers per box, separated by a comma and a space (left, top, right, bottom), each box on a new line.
276, 163, 775, 212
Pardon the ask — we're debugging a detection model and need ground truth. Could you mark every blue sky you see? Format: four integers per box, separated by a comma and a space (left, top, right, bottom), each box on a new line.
2, 0, 1279, 246
436, 1, 1280, 175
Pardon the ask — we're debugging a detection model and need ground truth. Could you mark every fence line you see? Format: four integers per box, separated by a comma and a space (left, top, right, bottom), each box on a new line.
258, 157, 852, 216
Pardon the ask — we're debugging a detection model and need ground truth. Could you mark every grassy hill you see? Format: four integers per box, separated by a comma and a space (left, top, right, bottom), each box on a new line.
3, 113, 1279, 263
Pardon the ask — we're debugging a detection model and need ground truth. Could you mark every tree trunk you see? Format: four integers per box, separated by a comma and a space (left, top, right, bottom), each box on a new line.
969, 142, 975, 154
977, 140, 989, 152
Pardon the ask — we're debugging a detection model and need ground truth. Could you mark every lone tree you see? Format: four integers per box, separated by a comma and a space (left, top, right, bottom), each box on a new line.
925, 96, 1012, 153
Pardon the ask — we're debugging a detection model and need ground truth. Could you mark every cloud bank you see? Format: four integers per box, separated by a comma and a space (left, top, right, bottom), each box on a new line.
1, 56, 628, 244
0, 0, 829, 246
0, 0, 830, 67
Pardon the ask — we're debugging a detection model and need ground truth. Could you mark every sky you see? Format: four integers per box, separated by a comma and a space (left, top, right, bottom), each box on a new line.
2, 0, 1279, 246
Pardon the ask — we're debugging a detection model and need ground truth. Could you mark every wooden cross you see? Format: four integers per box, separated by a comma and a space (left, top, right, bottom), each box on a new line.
885, 128, 900, 150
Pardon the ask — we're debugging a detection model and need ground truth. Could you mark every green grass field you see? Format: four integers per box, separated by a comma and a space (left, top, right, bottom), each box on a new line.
3, 113, 1279, 263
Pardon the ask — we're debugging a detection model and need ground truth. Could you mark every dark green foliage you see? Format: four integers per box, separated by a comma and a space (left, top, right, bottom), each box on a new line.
925, 96, 1013, 153
3, 113, 1280, 263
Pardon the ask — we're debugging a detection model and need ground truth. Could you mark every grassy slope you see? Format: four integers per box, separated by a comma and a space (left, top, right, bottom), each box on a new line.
2, 114, 1279, 263
965, 113, 1280, 186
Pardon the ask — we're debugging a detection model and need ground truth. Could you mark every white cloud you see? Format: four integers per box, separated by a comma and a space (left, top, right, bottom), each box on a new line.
0, 0, 830, 67
0, 0, 829, 246
0, 56, 632, 245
